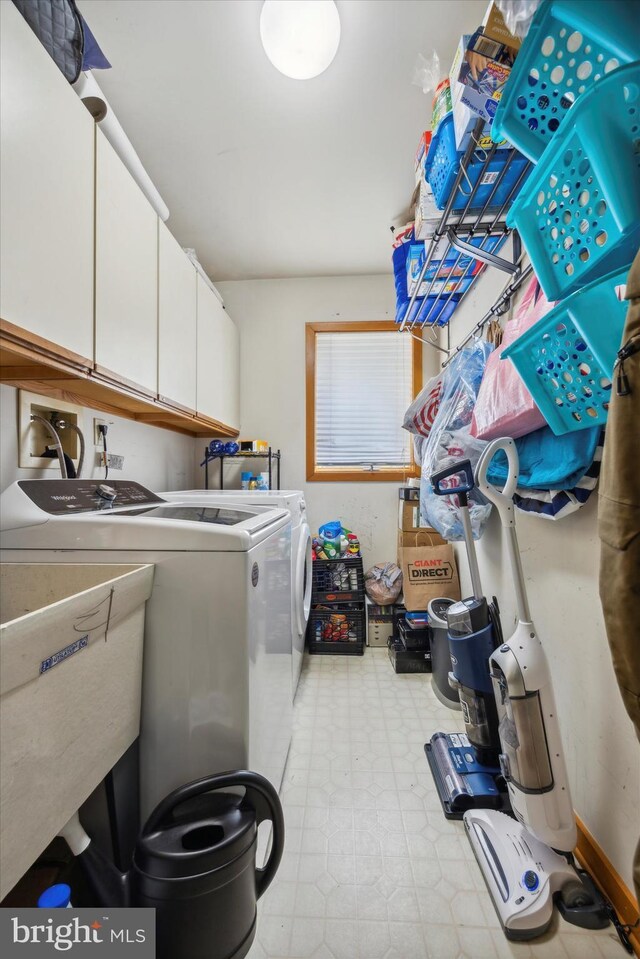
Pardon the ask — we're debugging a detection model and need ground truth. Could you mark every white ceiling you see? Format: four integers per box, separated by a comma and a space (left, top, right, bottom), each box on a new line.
80, 0, 486, 280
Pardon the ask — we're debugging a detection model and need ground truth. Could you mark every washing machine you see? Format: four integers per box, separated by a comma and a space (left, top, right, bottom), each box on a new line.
164, 489, 311, 695
0, 479, 293, 819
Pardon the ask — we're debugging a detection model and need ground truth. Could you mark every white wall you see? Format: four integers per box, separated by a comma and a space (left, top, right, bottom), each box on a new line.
211, 275, 413, 566
440, 270, 640, 892
0, 384, 196, 493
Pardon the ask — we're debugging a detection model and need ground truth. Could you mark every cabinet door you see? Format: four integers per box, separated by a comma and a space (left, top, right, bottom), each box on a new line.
196, 276, 240, 429
158, 222, 197, 410
95, 131, 158, 393
0, 2, 94, 360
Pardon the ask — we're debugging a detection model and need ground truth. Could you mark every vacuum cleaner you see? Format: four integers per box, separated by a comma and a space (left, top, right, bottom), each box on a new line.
424, 459, 510, 818
464, 438, 609, 940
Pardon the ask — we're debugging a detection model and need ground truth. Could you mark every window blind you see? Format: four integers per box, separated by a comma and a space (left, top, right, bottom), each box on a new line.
315, 330, 413, 468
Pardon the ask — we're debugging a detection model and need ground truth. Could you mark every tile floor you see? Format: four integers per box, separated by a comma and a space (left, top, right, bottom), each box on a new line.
247, 649, 626, 959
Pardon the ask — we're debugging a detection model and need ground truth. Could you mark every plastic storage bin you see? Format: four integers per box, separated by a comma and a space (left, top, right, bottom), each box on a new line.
387, 637, 431, 673
492, 0, 640, 163
425, 114, 530, 212
311, 557, 364, 603
398, 617, 430, 651
507, 62, 640, 302
502, 267, 628, 435
366, 600, 394, 648
308, 606, 365, 656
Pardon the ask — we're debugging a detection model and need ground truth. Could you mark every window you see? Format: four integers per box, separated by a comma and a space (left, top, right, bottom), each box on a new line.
305, 321, 422, 482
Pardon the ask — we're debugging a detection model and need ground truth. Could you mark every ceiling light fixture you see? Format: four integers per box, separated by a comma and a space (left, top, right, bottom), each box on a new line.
260, 0, 341, 80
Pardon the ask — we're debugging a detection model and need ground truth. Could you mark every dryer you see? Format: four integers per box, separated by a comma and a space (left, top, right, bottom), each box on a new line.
164, 489, 311, 695
0, 479, 293, 819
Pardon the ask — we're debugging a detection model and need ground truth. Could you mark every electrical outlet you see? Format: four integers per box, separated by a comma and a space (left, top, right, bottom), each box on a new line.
93, 418, 108, 446
97, 452, 124, 471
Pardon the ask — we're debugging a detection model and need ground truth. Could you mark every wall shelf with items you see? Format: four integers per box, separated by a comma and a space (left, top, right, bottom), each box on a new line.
203, 448, 282, 490
399, 118, 531, 355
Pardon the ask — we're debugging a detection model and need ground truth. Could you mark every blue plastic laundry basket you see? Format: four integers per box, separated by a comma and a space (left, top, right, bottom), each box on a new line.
507, 62, 640, 303
502, 267, 629, 435
425, 114, 530, 212
492, 0, 640, 163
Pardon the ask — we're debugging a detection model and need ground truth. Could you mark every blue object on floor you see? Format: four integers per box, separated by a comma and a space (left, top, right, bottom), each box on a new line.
38, 884, 71, 908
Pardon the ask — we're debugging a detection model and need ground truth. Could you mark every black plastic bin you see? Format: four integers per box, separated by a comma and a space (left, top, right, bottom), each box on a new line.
388, 637, 431, 673
308, 605, 365, 656
398, 618, 430, 651
311, 558, 364, 604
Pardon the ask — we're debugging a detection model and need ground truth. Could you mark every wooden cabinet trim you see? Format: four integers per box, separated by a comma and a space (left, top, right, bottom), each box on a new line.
0, 328, 238, 439
0, 319, 93, 373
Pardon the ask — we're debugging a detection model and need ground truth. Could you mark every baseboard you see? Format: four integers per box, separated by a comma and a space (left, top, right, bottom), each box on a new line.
575, 814, 639, 956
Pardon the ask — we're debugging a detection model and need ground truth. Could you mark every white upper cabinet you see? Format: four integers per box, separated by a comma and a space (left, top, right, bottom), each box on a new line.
95, 131, 158, 393
196, 276, 240, 430
0, 2, 94, 360
158, 222, 197, 411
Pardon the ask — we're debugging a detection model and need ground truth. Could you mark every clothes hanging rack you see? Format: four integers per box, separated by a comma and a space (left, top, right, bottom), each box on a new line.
399, 118, 530, 335
441, 262, 534, 368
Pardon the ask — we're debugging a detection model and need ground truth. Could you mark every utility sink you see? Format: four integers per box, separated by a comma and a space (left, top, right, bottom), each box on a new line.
0, 563, 154, 899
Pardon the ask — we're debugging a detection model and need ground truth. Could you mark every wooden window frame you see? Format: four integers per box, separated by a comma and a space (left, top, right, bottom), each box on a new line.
305, 321, 423, 483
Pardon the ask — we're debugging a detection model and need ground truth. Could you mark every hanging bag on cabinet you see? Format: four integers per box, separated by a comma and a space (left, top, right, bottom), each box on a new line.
471, 277, 555, 440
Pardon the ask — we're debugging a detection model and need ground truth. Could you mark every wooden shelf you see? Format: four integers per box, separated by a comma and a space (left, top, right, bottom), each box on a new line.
0, 320, 238, 439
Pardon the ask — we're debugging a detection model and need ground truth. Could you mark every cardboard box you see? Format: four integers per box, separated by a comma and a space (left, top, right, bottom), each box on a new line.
455, 5, 520, 123
431, 78, 453, 135
414, 178, 440, 241
483, 2, 521, 51
399, 500, 420, 532
449, 36, 510, 152
406, 239, 487, 299
240, 439, 268, 452
414, 131, 432, 185
397, 530, 460, 611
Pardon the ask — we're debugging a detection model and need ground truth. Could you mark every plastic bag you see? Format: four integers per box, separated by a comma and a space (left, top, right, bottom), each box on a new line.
495, 0, 541, 40
412, 51, 441, 96
419, 339, 494, 540
402, 373, 443, 437
365, 563, 403, 605
413, 434, 427, 471
471, 278, 555, 441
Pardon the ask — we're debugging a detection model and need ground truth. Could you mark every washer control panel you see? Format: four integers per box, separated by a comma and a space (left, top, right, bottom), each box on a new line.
18, 480, 165, 514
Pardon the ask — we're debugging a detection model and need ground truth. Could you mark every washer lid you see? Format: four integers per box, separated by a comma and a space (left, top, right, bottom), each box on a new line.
163, 489, 306, 518
0, 481, 290, 551
111, 505, 262, 526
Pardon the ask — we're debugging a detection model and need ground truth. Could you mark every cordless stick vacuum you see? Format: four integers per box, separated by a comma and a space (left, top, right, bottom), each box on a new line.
425, 460, 510, 819
464, 438, 608, 940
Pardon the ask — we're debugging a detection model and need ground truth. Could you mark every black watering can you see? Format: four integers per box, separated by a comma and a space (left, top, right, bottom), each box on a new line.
64, 770, 285, 959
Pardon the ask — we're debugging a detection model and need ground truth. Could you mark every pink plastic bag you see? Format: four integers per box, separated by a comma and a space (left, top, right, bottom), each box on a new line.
471, 278, 555, 440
